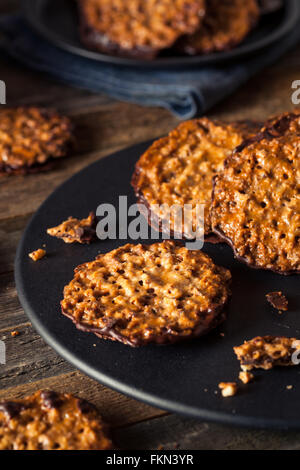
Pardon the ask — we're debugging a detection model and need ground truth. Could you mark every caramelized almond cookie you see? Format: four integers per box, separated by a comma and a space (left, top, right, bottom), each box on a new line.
0, 107, 73, 174
47, 212, 97, 244
132, 118, 261, 240
61, 241, 231, 346
177, 0, 259, 55
0, 390, 113, 450
211, 112, 300, 274
234, 336, 300, 371
78, 0, 206, 59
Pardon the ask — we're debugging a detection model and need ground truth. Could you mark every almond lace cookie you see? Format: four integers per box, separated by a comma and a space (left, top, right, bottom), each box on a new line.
61, 241, 231, 346
234, 336, 300, 371
132, 118, 261, 240
77, 0, 206, 59
0, 107, 73, 174
47, 212, 97, 244
0, 390, 113, 450
177, 0, 260, 55
211, 112, 300, 274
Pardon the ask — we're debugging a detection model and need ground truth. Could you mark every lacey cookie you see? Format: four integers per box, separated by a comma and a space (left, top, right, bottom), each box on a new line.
211, 111, 300, 274
0, 390, 113, 450
132, 117, 261, 240
0, 107, 73, 174
61, 240, 231, 346
77, 0, 206, 59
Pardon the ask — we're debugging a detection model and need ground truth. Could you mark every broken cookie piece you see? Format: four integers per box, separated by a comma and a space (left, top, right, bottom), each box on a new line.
266, 291, 288, 312
218, 382, 237, 397
239, 371, 254, 384
47, 212, 97, 244
234, 336, 300, 371
29, 249, 46, 262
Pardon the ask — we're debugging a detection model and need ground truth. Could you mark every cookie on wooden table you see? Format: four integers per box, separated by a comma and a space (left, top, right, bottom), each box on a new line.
61, 241, 231, 346
211, 112, 300, 274
0, 107, 73, 175
77, 0, 206, 59
132, 118, 261, 240
0, 390, 113, 450
177, 0, 259, 55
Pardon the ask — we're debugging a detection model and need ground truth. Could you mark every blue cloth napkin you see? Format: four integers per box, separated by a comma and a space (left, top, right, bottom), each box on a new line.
0, 14, 300, 119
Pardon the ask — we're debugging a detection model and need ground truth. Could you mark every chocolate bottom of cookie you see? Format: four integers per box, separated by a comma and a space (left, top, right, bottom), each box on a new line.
212, 224, 300, 276
0, 161, 55, 175
79, 22, 159, 61
61, 304, 228, 347
132, 175, 223, 244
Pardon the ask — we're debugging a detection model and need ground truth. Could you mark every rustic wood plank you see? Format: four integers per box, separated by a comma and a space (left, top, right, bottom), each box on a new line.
0, 272, 27, 330
0, 324, 74, 388
0, 214, 31, 274
0, 371, 166, 428
115, 413, 300, 450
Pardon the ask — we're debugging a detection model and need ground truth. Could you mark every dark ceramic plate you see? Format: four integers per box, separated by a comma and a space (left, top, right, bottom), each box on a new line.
15, 141, 300, 430
23, 0, 299, 68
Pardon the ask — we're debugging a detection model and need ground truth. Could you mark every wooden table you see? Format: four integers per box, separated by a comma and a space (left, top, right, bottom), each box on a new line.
1, 0, 300, 450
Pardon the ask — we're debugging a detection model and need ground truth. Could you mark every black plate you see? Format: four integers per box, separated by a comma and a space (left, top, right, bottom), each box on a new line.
23, 0, 299, 68
15, 142, 300, 429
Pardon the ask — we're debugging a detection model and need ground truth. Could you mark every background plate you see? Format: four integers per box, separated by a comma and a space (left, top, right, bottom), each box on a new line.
15, 141, 300, 430
23, 0, 299, 68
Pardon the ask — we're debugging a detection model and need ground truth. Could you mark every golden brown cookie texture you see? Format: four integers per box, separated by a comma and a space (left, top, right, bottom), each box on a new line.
61, 241, 231, 347
47, 212, 97, 244
211, 112, 300, 275
132, 118, 261, 239
0, 107, 73, 174
0, 390, 113, 450
177, 0, 260, 55
234, 336, 300, 371
78, 0, 206, 59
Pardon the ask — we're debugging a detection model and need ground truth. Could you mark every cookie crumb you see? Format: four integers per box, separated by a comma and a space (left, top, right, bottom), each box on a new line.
234, 336, 300, 371
11, 331, 20, 337
218, 382, 237, 397
286, 385, 293, 390
239, 371, 254, 384
266, 291, 288, 312
29, 249, 46, 262
47, 212, 97, 244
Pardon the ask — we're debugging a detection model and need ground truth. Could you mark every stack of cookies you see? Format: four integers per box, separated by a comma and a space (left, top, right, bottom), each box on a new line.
133, 111, 300, 275
77, 0, 260, 59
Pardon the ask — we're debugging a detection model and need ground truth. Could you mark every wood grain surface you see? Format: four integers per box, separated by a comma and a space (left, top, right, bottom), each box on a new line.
1, 0, 300, 450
